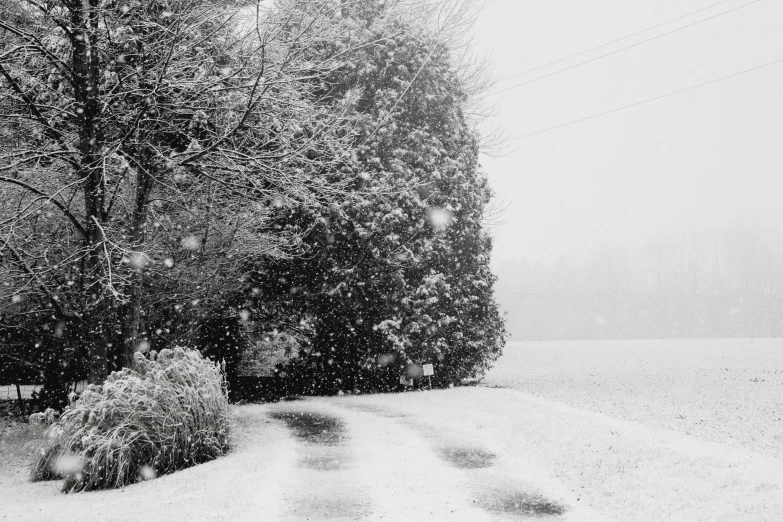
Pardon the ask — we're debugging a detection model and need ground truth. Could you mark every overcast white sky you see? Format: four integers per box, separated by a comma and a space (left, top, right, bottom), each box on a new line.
470, 0, 783, 263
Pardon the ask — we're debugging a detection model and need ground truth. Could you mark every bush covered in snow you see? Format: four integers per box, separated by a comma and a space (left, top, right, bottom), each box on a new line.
29, 347, 230, 492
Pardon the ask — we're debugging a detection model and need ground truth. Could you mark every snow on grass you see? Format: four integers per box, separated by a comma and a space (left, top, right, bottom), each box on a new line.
0, 417, 39, 489
486, 339, 783, 456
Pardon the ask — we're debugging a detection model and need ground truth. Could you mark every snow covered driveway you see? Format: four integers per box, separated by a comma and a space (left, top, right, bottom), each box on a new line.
3, 386, 782, 521
263, 399, 577, 521
1, 392, 589, 521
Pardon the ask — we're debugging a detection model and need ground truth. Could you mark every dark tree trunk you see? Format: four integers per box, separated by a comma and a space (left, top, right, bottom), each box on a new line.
121, 158, 155, 369
72, 2, 110, 384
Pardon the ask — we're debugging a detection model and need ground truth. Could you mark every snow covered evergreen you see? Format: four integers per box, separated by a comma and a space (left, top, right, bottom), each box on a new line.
254, 0, 506, 392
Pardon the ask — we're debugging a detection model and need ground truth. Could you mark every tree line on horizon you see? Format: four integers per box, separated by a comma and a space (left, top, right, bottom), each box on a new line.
496, 224, 783, 340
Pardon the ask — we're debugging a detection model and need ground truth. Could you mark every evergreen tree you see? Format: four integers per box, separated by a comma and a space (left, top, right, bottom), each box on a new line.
257, 0, 506, 393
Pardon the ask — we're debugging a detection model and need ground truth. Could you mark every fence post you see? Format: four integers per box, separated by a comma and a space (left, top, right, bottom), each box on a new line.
15, 383, 24, 416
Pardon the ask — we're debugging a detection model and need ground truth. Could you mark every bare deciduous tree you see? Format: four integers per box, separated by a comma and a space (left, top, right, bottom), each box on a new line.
0, 0, 358, 387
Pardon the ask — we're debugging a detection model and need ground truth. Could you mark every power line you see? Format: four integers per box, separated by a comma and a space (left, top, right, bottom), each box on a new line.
491, 0, 765, 96
494, 0, 737, 84
511, 57, 783, 141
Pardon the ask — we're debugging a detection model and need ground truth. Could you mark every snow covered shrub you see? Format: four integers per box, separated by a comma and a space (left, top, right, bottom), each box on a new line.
29, 347, 230, 492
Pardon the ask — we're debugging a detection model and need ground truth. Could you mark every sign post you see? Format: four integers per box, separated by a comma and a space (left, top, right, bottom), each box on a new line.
422, 364, 434, 390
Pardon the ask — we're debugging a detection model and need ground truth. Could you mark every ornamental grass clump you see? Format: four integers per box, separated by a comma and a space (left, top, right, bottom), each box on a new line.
29, 347, 230, 492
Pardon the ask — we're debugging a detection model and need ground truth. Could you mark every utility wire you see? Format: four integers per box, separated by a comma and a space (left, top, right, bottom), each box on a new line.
511, 57, 783, 141
491, 0, 765, 96
494, 0, 737, 84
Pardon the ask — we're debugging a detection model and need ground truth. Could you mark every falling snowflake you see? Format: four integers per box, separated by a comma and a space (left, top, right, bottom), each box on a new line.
181, 236, 201, 250
138, 465, 156, 481
428, 208, 453, 231
129, 252, 150, 270
53, 455, 82, 476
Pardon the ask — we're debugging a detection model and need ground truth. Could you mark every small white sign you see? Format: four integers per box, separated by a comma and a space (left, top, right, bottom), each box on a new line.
399, 375, 413, 386
422, 364, 434, 376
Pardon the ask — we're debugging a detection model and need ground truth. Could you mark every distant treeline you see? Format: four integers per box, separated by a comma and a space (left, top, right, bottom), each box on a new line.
499, 290, 783, 340
495, 223, 783, 340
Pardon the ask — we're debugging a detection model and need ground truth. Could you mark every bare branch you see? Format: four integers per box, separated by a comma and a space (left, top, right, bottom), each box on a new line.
0, 175, 86, 238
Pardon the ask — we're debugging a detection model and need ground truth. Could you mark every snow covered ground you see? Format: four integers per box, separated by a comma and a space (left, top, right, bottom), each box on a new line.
2, 338, 782, 521
486, 339, 783, 457
1, 397, 587, 521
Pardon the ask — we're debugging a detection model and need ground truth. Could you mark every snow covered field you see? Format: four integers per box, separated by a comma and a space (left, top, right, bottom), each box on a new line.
2, 338, 782, 521
486, 339, 783, 457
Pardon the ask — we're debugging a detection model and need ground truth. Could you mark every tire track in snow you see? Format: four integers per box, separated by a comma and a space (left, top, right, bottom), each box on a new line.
266, 403, 373, 520
331, 401, 497, 520
328, 400, 572, 521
